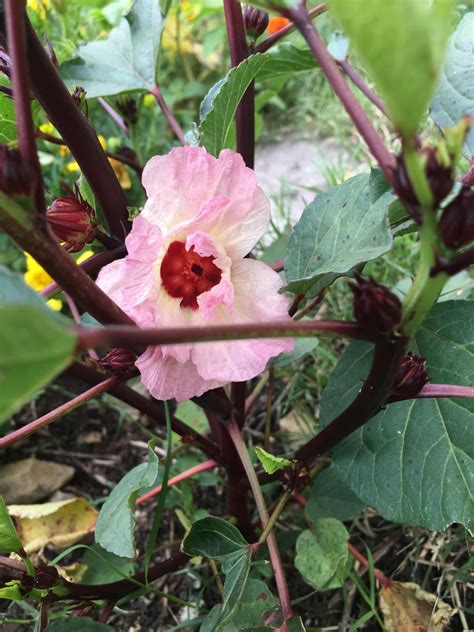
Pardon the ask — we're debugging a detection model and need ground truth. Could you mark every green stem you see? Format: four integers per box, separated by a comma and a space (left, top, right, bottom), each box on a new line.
258, 489, 291, 545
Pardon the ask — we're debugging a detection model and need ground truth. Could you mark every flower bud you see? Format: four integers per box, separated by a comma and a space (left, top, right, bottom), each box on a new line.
100, 348, 137, 375
392, 353, 428, 399
439, 186, 474, 249
243, 5, 269, 39
116, 96, 138, 126
46, 194, 96, 252
392, 154, 420, 222
44, 36, 58, 70
350, 274, 402, 335
0, 145, 36, 197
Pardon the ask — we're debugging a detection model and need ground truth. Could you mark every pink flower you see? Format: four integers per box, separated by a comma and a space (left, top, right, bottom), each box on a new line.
97, 146, 293, 401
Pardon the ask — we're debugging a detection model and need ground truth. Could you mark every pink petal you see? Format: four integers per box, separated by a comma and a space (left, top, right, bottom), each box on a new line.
96, 259, 125, 307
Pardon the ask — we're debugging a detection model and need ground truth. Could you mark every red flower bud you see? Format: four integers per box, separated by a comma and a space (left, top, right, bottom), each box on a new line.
0, 145, 36, 197
350, 274, 402, 335
46, 193, 96, 252
116, 96, 138, 125
243, 5, 269, 38
392, 353, 428, 399
100, 348, 137, 375
439, 186, 474, 249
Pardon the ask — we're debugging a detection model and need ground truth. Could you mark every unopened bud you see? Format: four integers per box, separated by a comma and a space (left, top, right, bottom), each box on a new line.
350, 274, 402, 335
71, 86, 88, 117
46, 193, 95, 252
0, 145, 36, 197
44, 36, 58, 69
243, 5, 269, 39
116, 97, 138, 126
392, 353, 428, 399
439, 186, 474, 249
100, 348, 137, 375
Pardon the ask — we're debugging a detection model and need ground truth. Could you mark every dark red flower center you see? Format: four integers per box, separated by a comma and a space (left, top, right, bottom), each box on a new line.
160, 241, 222, 310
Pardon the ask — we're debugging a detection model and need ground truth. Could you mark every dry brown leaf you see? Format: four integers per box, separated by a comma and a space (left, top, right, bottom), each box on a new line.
379, 581, 455, 632
0, 457, 75, 504
8, 498, 97, 554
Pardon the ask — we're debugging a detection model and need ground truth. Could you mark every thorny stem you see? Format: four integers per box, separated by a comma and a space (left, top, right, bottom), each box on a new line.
254, 3, 326, 54
0, 376, 120, 448
4, 0, 46, 217
21, 17, 131, 237
285, 5, 395, 185
227, 419, 293, 624
76, 319, 374, 351
149, 85, 186, 146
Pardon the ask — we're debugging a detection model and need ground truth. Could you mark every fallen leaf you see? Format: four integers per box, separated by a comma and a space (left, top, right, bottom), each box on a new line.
379, 581, 455, 632
278, 410, 314, 449
0, 457, 75, 504
8, 497, 97, 554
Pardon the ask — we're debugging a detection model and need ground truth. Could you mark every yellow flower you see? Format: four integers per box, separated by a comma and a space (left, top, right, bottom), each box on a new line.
24, 252, 62, 311
77, 250, 94, 265
39, 122, 55, 135
109, 158, 132, 189
27, 0, 50, 20
66, 161, 80, 173
143, 94, 155, 108
59, 145, 70, 157
97, 135, 107, 150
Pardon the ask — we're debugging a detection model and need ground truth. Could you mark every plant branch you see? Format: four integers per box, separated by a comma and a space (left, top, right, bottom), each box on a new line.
254, 3, 326, 54
389, 383, 474, 402
75, 319, 373, 351
284, 5, 395, 185
21, 18, 131, 238
98, 97, 129, 135
0, 376, 119, 448
431, 248, 474, 277
339, 59, 387, 115
4, 0, 45, 216
149, 85, 186, 146
227, 419, 293, 624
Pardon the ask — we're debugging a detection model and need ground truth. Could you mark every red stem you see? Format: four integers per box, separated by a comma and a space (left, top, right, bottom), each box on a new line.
285, 6, 395, 185
98, 97, 129, 134
0, 376, 119, 448
4, 0, 45, 216
339, 60, 387, 115
431, 248, 474, 277
391, 383, 474, 402
254, 3, 326, 54
149, 85, 186, 146
137, 459, 218, 505
75, 319, 373, 351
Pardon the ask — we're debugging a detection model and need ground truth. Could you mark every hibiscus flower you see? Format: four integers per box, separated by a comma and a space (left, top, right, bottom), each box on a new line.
97, 146, 293, 401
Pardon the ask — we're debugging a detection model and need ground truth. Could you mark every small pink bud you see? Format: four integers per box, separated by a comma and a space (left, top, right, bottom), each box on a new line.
243, 5, 269, 38
100, 348, 137, 375
46, 193, 96, 252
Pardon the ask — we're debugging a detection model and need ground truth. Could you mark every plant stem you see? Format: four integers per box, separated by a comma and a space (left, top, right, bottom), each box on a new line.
339, 60, 387, 115
149, 85, 186, 145
98, 97, 129, 135
75, 319, 373, 351
263, 368, 274, 451
4, 0, 45, 218
136, 459, 219, 505
68, 362, 221, 459
21, 18, 130, 237
231, 381, 246, 428
431, 247, 474, 277
390, 383, 474, 402
227, 419, 293, 624
254, 3, 326, 54
0, 376, 119, 448
285, 5, 395, 185
0, 192, 134, 326
258, 489, 291, 545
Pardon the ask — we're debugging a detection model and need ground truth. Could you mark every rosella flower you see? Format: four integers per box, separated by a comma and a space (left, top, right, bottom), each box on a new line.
267, 17, 290, 35
97, 146, 293, 401
46, 192, 96, 252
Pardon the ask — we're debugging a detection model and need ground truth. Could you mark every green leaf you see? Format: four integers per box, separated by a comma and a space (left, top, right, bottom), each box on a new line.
0, 580, 22, 600
60, 0, 164, 98
287, 618, 307, 632
327, 0, 455, 136
220, 549, 252, 626
80, 543, 135, 584
181, 516, 248, 560
320, 301, 474, 533
0, 78, 16, 144
95, 444, 159, 557
227, 578, 277, 628
270, 327, 319, 368
431, 13, 474, 158
0, 495, 22, 553
295, 518, 350, 590
255, 446, 292, 475
306, 467, 364, 521
0, 267, 77, 425
284, 173, 393, 294
45, 618, 113, 631
199, 54, 269, 156
256, 44, 317, 81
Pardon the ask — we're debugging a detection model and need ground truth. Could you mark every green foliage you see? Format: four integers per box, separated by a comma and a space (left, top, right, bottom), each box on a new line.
284, 172, 393, 294
60, 0, 164, 97
270, 327, 319, 367
80, 544, 135, 584
255, 446, 292, 474
327, 0, 455, 136
0, 495, 22, 553
45, 619, 113, 631
431, 13, 474, 158
295, 518, 350, 590
0, 78, 16, 145
0, 267, 76, 426
256, 44, 317, 81
321, 301, 474, 533
306, 467, 364, 521
95, 444, 159, 557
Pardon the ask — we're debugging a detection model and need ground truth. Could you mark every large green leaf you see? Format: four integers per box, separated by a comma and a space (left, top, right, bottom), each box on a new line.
431, 13, 474, 158
0, 495, 22, 553
199, 54, 269, 156
60, 0, 164, 98
306, 467, 364, 522
327, 0, 455, 136
181, 516, 248, 560
95, 444, 159, 557
320, 301, 474, 533
0, 267, 76, 426
0, 78, 16, 144
295, 518, 350, 590
284, 172, 393, 294
45, 619, 113, 631
256, 44, 317, 81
